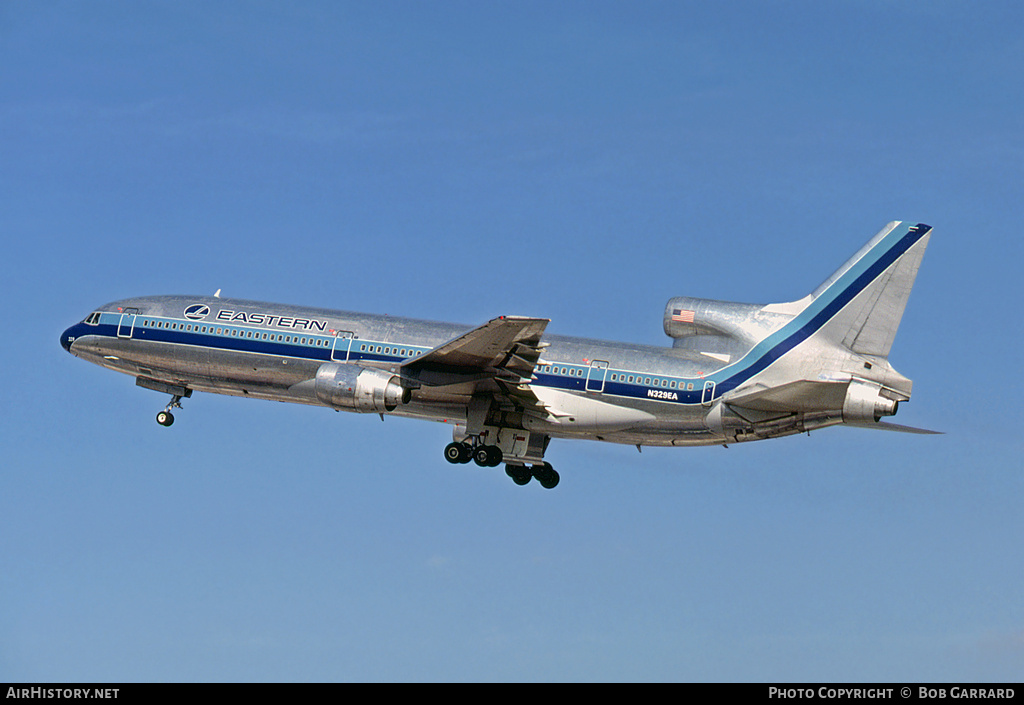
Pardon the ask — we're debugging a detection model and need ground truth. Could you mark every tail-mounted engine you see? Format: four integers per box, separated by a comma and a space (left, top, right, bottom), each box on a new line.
842, 379, 899, 424
314, 362, 410, 414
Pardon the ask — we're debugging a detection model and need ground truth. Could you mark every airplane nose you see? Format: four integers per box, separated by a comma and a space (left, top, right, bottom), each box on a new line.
60, 326, 75, 353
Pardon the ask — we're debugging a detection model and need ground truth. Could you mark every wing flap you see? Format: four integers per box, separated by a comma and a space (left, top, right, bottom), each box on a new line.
401, 316, 549, 387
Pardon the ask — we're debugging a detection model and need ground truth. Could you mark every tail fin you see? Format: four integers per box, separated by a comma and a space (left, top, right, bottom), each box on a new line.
809, 221, 932, 357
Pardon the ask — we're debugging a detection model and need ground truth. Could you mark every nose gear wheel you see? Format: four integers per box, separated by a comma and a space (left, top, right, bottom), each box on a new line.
155, 394, 185, 427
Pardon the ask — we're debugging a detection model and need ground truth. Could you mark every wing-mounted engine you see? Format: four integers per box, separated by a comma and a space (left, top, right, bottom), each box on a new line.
663, 296, 800, 363
314, 362, 410, 414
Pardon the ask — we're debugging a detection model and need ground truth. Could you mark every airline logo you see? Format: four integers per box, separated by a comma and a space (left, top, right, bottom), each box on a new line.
184, 304, 211, 320
214, 308, 329, 331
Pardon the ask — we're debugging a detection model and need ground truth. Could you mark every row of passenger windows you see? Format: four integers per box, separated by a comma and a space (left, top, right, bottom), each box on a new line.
142, 320, 330, 347
538, 363, 695, 390
141, 319, 419, 356
358, 344, 415, 357
609, 373, 695, 391
538, 364, 584, 377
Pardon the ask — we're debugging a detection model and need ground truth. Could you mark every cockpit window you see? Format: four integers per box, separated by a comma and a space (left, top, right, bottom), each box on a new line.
84, 312, 101, 325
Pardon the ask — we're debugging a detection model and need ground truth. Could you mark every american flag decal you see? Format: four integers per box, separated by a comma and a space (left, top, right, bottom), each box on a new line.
671, 308, 695, 323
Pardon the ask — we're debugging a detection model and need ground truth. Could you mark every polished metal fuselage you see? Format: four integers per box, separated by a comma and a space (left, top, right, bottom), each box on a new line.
60, 221, 934, 453
62, 294, 792, 447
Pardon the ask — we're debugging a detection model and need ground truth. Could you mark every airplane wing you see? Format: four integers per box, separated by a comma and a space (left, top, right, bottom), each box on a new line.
400, 316, 550, 391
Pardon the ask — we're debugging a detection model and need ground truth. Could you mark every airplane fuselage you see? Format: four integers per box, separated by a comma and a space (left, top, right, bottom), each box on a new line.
60, 221, 936, 488
61, 295, 755, 448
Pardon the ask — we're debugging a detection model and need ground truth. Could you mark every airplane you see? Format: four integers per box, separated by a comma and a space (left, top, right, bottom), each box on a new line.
60, 220, 937, 489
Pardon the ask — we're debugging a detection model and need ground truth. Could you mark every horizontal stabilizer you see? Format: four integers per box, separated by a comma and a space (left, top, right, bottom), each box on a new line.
847, 421, 943, 435
724, 380, 848, 413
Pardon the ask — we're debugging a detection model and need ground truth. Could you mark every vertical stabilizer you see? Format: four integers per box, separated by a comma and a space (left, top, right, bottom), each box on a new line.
809, 221, 932, 357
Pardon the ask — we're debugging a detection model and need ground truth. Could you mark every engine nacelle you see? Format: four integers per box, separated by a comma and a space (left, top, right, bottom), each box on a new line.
842, 379, 899, 424
314, 363, 409, 414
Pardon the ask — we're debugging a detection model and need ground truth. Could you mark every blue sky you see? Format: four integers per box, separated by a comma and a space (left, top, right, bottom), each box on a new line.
2, 1, 1022, 682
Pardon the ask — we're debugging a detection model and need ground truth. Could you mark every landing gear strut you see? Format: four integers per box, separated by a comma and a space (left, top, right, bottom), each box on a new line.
156, 394, 185, 427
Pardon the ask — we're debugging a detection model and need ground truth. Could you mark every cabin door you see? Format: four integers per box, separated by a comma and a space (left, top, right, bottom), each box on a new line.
701, 380, 716, 407
331, 331, 354, 362
586, 360, 609, 393
117, 308, 139, 339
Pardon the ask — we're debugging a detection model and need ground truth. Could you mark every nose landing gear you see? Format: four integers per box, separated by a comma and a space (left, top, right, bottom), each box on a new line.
156, 394, 185, 427
137, 378, 192, 428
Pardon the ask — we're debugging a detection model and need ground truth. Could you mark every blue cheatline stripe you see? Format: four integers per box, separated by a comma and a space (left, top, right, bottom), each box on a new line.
73, 318, 423, 366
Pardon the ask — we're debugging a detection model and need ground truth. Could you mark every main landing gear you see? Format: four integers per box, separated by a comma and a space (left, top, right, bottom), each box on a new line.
443, 442, 560, 489
444, 441, 502, 467
155, 394, 185, 427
